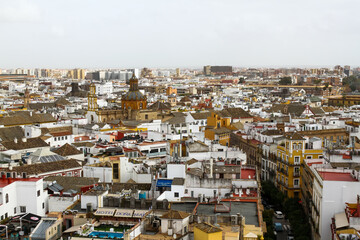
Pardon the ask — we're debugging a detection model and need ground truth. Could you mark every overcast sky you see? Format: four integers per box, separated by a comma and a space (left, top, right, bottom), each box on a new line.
1, 0, 359, 69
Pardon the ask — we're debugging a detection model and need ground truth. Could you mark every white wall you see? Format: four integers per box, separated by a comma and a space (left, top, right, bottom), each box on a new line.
83, 166, 112, 183
318, 180, 360, 240
167, 164, 186, 179
0, 178, 47, 218
48, 195, 79, 212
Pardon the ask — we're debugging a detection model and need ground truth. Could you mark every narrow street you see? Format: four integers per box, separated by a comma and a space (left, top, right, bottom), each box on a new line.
273, 216, 291, 240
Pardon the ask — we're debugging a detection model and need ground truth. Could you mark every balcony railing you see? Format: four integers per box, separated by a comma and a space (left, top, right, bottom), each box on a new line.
277, 166, 288, 175
147, 151, 167, 157
293, 172, 300, 177
277, 179, 288, 187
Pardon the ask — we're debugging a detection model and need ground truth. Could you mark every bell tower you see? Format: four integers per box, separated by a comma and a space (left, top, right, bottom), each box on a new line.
129, 73, 139, 91
88, 83, 98, 111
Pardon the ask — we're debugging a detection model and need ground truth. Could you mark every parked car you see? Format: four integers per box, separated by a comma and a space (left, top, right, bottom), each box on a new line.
274, 222, 283, 232
275, 211, 284, 219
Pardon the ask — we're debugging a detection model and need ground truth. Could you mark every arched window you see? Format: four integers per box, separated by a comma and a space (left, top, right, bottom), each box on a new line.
5, 193, 9, 203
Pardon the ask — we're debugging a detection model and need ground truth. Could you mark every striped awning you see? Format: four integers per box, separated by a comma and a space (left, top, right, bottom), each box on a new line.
94, 208, 116, 216
133, 210, 148, 218
114, 209, 134, 218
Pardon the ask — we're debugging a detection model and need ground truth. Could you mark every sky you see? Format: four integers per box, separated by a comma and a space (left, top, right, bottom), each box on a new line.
0, 0, 359, 69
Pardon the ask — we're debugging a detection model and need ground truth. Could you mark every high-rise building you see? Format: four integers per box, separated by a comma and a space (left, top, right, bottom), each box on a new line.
203, 65, 211, 76
176, 68, 180, 77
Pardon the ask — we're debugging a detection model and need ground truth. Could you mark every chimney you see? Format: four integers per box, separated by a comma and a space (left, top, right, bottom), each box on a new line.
30, 111, 32, 117
14, 138, 18, 144
22, 138, 27, 143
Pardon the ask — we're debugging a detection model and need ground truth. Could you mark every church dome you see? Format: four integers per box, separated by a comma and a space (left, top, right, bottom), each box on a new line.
122, 91, 146, 101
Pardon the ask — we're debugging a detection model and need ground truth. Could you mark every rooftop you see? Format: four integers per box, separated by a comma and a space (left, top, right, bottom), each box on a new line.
195, 201, 259, 226
0, 177, 40, 188
317, 171, 358, 182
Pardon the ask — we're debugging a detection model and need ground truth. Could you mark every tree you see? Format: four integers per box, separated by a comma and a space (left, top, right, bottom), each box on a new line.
342, 75, 360, 92
279, 77, 292, 85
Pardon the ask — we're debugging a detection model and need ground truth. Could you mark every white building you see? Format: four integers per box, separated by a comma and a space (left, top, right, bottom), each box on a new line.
160, 210, 190, 236
95, 82, 113, 95
0, 177, 48, 219
311, 167, 360, 240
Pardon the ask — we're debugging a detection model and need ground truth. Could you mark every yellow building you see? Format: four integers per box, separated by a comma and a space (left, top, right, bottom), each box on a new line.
67, 69, 85, 79
194, 223, 222, 240
276, 132, 323, 198
166, 86, 177, 96
205, 111, 232, 146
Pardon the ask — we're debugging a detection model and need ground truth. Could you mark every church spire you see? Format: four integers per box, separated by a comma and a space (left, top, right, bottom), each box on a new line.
129, 72, 139, 91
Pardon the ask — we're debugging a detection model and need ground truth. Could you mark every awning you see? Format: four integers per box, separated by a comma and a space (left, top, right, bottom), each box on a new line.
335, 212, 349, 229
114, 209, 134, 218
133, 210, 148, 218
63, 225, 82, 233
94, 208, 116, 216
156, 179, 173, 187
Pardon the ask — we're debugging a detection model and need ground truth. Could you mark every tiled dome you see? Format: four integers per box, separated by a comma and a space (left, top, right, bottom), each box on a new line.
122, 91, 146, 101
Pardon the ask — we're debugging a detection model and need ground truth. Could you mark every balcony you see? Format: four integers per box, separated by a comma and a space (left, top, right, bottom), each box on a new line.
293, 172, 300, 177
277, 179, 288, 188
147, 151, 167, 157
277, 166, 288, 175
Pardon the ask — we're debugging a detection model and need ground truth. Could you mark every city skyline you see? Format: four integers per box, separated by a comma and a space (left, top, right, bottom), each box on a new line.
1, 0, 360, 68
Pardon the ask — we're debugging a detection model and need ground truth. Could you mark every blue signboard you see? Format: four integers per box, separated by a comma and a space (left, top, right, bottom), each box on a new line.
156, 179, 173, 187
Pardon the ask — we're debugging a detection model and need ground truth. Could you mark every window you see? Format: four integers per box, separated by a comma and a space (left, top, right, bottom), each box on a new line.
14, 207, 16, 214
294, 156, 300, 164
113, 163, 119, 179
5, 193, 8, 203
145, 114, 148, 120
37, 190, 40, 197
174, 192, 179, 198
20, 206, 26, 213
294, 179, 299, 187
42, 202, 45, 209
27, 132, 29, 136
